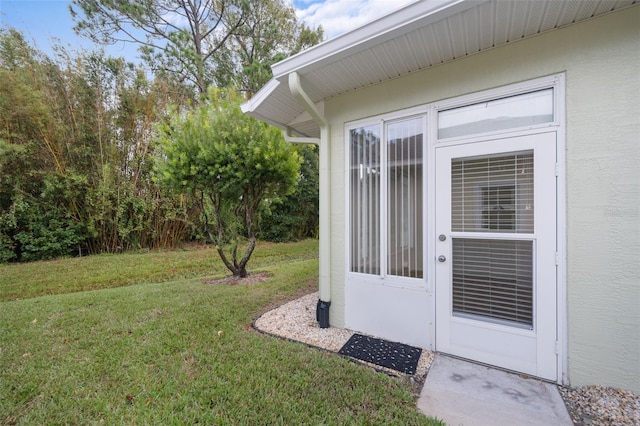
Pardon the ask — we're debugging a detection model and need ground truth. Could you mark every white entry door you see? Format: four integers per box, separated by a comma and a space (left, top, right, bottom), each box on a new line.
435, 132, 558, 381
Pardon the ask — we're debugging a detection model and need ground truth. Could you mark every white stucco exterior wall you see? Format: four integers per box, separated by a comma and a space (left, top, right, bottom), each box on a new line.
324, 6, 639, 392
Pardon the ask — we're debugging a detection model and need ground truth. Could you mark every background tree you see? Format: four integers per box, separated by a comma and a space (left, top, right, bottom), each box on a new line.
70, 0, 249, 95
221, 0, 323, 96
0, 28, 195, 262
155, 87, 300, 277
0, 29, 85, 261
70, 0, 323, 98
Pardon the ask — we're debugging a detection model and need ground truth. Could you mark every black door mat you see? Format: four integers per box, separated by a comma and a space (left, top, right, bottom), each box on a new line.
338, 334, 422, 374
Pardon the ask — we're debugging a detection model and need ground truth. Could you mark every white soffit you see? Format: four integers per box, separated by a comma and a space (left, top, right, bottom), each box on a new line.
243, 0, 637, 138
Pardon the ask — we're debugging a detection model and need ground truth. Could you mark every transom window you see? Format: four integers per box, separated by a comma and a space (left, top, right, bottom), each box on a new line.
438, 89, 554, 139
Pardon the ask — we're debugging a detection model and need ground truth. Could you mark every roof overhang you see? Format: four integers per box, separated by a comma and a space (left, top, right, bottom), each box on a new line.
242, 0, 637, 138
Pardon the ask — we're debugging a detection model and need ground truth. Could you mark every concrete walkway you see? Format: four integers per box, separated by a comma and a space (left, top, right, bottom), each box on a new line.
417, 355, 572, 426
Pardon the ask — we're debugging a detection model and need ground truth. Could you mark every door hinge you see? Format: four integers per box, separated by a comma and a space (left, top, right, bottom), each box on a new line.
555, 163, 560, 177
555, 341, 560, 355
555, 252, 560, 265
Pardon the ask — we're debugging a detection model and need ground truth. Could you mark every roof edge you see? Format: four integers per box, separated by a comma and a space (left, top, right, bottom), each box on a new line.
240, 78, 281, 114
272, 0, 486, 78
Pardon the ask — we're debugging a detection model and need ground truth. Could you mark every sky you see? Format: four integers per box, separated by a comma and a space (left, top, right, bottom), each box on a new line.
0, 0, 415, 62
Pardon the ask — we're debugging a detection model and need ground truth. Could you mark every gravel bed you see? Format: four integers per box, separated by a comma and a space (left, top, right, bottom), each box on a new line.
255, 291, 639, 425
254, 291, 434, 382
559, 385, 640, 425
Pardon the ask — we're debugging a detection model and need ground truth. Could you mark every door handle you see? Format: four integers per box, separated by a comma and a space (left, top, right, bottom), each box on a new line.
438, 255, 446, 263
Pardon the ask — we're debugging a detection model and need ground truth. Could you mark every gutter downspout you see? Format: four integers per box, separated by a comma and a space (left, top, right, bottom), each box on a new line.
283, 126, 320, 145
288, 72, 331, 328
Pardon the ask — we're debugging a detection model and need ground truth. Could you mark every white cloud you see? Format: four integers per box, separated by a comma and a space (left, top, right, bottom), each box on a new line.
294, 0, 417, 39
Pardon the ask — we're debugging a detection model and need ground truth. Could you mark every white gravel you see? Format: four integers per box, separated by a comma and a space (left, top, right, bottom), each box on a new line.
255, 291, 639, 425
559, 385, 640, 426
254, 291, 434, 379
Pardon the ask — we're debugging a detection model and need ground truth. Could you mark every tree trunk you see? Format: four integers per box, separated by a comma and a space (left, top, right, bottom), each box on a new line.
234, 236, 256, 278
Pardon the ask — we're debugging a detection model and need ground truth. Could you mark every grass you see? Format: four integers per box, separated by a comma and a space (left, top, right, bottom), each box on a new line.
0, 240, 318, 302
0, 240, 441, 425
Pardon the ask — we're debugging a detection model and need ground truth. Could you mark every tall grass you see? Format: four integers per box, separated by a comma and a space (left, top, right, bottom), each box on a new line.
0, 241, 440, 425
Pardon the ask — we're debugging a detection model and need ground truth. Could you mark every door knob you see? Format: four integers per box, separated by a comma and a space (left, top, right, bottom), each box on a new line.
438, 255, 446, 263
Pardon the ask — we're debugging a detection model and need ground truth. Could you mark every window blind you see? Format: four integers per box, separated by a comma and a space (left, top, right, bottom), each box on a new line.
450, 150, 536, 329
452, 238, 534, 328
350, 125, 381, 274
387, 118, 424, 278
451, 151, 534, 233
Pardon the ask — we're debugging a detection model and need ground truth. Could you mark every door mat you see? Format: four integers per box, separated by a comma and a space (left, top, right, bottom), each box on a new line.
338, 334, 422, 374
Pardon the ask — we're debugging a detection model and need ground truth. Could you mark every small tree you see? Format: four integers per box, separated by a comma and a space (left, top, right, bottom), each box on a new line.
155, 87, 300, 277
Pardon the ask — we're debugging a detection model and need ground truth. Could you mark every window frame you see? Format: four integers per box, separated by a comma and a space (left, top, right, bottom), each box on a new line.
348, 123, 382, 276
434, 75, 561, 144
437, 88, 555, 140
345, 74, 563, 292
345, 108, 428, 289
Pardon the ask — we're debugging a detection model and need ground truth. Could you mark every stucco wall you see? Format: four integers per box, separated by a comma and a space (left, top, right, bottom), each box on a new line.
324, 6, 639, 392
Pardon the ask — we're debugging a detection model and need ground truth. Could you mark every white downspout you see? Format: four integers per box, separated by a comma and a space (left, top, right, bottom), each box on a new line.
288, 72, 332, 327
283, 126, 320, 145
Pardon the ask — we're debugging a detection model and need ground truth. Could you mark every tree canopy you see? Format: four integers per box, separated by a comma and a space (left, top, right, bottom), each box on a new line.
70, 0, 323, 97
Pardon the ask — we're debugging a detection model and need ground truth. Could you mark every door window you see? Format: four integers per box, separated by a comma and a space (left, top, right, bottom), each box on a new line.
451, 151, 534, 233
450, 150, 535, 328
452, 238, 534, 329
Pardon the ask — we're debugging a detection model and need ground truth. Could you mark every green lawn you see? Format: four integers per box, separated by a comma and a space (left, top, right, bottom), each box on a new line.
0, 241, 440, 425
0, 240, 319, 302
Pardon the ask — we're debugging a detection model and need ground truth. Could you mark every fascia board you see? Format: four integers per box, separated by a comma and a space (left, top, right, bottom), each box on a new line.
272, 0, 486, 79
240, 78, 282, 114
